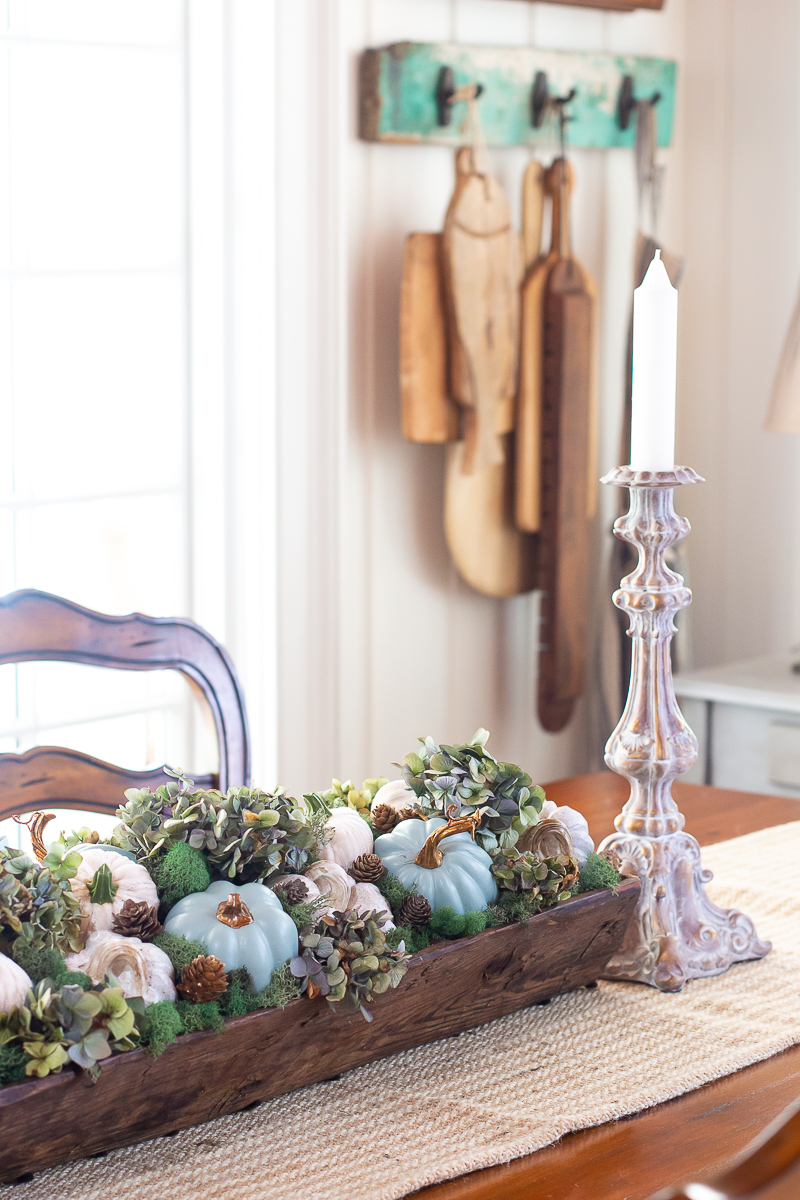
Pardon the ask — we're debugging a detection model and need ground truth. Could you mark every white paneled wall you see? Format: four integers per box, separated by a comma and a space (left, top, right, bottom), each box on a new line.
272, 0, 688, 796
678, 1, 800, 670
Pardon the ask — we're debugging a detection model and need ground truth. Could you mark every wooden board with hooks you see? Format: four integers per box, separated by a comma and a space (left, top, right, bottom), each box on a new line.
360, 43, 676, 150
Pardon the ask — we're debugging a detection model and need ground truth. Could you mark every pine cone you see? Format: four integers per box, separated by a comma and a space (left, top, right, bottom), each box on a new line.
178, 954, 229, 1003
599, 847, 623, 873
399, 893, 431, 929
275, 878, 309, 906
371, 804, 403, 834
349, 853, 386, 884
111, 899, 163, 941
397, 807, 424, 823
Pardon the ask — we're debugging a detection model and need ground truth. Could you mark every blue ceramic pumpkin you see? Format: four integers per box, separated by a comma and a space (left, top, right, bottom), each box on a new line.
375, 816, 496, 914
164, 880, 298, 991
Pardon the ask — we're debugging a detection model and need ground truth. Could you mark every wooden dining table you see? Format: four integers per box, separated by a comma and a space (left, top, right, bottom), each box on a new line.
415, 772, 800, 1200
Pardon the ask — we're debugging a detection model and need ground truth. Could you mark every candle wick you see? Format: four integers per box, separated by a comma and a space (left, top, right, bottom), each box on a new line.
654, 248, 662, 261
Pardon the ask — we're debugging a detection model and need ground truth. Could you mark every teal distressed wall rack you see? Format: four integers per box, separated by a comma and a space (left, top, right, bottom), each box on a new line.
360, 42, 677, 150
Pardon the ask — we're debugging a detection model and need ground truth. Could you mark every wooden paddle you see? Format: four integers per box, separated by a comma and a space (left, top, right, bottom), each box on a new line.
537, 156, 596, 732
441, 147, 536, 597
399, 232, 459, 443
516, 161, 555, 533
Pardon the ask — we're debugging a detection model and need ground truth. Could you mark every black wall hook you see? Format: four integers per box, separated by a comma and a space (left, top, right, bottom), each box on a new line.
531, 70, 576, 131
436, 66, 484, 127
617, 74, 662, 130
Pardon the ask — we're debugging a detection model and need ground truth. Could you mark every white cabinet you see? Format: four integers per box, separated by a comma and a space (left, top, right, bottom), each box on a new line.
674, 657, 800, 798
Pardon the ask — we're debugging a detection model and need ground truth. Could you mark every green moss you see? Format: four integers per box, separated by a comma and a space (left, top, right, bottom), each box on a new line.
152, 842, 211, 907
152, 931, 208, 976
576, 852, 622, 895
60, 970, 92, 989
284, 900, 323, 933
429, 907, 466, 938
259, 963, 301, 1010
218, 969, 257, 1018
462, 910, 487, 937
139, 1000, 183, 1056
11, 942, 67, 986
174, 1000, 224, 1034
386, 923, 430, 954
0, 1043, 27, 1085
377, 873, 415, 920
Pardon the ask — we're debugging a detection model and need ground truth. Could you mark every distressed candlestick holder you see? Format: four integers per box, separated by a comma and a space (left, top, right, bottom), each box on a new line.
598, 465, 771, 992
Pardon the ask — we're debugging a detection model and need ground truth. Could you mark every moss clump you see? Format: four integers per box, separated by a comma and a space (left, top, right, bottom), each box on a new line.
462, 910, 487, 937
60, 970, 92, 989
152, 931, 208, 976
387, 923, 430, 955
284, 900, 324, 933
11, 942, 67, 986
139, 1000, 183, 1056
151, 843, 211, 908
428, 907, 488, 940
0, 1043, 27, 1085
576, 852, 622, 895
377, 873, 415, 921
218, 964, 301, 1019
486, 891, 541, 926
174, 1000, 224, 1034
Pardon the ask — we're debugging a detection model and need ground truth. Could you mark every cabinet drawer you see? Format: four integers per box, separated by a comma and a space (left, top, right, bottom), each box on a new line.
768, 722, 800, 790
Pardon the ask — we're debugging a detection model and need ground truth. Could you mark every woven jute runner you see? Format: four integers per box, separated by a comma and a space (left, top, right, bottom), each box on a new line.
6, 821, 800, 1200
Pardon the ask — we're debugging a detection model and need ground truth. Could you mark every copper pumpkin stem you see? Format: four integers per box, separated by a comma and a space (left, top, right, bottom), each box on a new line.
215, 893, 254, 928
12, 812, 56, 863
414, 807, 486, 870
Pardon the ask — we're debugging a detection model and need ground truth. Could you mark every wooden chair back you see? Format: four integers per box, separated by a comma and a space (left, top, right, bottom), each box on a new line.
653, 1093, 800, 1199
0, 589, 250, 823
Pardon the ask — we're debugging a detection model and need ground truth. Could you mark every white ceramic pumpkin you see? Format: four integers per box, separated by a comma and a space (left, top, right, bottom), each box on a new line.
0, 953, 32, 1014
304, 861, 355, 913
163, 881, 298, 992
317, 806, 373, 868
350, 881, 393, 928
371, 778, 415, 812
70, 848, 158, 944
66, 931, 176, 1004
538, 801, 594, 866
375, 816, 497, 914
269, 874, 322, 905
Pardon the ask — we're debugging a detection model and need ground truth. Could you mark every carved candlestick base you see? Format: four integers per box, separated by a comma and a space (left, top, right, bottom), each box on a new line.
599, 466, 770, 992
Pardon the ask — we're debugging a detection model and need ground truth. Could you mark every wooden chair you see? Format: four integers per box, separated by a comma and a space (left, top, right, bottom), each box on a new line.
652, 1093, 800, 1199
0, 589, 250, 823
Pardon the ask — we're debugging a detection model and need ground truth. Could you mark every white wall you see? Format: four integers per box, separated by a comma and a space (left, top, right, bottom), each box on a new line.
678, 0, 800, 670
270, 0, 688, 796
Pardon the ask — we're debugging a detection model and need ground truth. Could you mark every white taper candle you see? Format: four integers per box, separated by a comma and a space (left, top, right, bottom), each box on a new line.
630, 249, 678, 471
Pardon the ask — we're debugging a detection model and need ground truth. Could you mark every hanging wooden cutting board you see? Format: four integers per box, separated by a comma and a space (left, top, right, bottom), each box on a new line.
441, 148, 536, 597
399, 232, 459, 443
537, 157, 597, 732
516, 161, 555, 533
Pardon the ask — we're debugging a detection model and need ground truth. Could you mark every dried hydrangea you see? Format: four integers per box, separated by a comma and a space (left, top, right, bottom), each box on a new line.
491, 849, 579, 903
290, 908, 409, 1022
399, 730, 546, 854
310, 776, 388, 817
0, 841, 82, 954
113, 769, 328, 884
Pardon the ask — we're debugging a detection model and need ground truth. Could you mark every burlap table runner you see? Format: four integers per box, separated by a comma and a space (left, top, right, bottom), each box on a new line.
5, 820, 800, 1200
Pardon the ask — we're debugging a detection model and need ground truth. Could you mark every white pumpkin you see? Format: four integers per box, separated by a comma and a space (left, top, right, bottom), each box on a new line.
317, 806, 373, 868
539, 801, 594, 866
372, 779, 415, 811
350, 881, 394, 929
0, 954, 32, 1014
70, 848, 158, 944
66, 931, 176, 1004
304, 860, 355, 913
269, 874, 322, 905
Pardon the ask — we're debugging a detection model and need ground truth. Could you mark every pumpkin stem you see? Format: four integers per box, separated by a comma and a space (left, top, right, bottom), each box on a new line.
414, 807, 486, 870
12, 811, 55, 863
86, 862, 119, 905
216, 893, 254, 928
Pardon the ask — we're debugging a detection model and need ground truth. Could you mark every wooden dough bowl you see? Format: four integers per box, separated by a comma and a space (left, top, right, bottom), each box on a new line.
0, 878, 639, 1183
